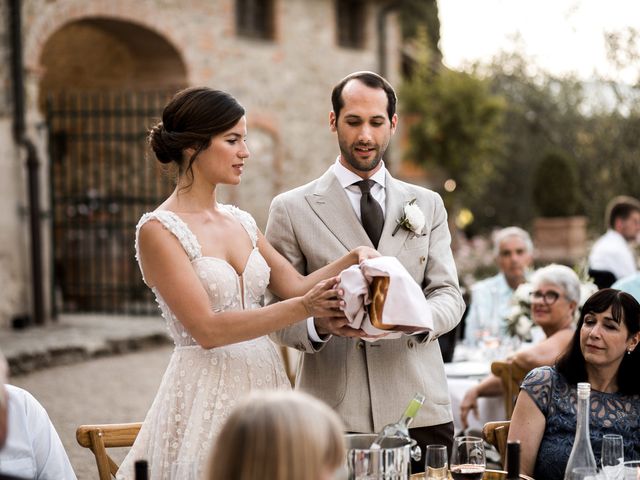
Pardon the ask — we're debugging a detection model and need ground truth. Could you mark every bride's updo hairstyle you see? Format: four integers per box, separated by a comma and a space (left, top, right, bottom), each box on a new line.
149, 87, 245, 188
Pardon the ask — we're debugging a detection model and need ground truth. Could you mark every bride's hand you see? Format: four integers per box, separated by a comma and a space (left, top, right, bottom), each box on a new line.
301, 276, 344, 318
353, 246, 381, 264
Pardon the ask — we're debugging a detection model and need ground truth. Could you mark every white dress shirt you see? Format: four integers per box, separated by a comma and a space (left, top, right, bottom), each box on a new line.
589, 229, 638, 280
307, 158, 387, 342
0, 385, 76, 480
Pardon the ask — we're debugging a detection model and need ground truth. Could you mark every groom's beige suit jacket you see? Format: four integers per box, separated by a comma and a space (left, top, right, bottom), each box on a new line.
265, 166, 464, 433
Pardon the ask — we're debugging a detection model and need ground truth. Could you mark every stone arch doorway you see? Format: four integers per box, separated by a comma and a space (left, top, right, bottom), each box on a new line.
40, 18, 187, 315
39, 17, 187, 103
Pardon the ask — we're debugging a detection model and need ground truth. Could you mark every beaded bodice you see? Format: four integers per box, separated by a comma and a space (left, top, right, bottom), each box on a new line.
135, 206, 271, 346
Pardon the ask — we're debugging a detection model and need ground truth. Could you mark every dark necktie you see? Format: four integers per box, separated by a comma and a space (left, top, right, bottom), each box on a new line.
355, 179, 384, 248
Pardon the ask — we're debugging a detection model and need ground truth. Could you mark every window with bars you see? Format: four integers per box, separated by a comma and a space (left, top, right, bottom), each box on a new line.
236, 0, 275, 40
336, 0, 366, 49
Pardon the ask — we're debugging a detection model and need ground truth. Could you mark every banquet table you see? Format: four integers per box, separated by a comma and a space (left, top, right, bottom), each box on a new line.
410, 469, 534, 479
445, 353, 506, 434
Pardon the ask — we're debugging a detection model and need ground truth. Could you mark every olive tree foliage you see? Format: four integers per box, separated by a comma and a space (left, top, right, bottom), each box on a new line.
400, 28, 506, 215
453, 43, 640, 234
399, 0, 441, 58
397, 3, 640, 235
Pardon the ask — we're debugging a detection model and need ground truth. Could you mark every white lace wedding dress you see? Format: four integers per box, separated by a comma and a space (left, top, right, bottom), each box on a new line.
116, 206, 290, 480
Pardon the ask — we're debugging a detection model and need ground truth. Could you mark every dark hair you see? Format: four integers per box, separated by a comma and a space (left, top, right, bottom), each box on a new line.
606, 195, 640, 229
331, 71, 397, 122
148, 87, 245, 188
556, 288, 640, 394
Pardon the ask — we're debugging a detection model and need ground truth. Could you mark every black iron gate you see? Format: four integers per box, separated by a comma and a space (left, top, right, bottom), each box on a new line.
47, 91, 175, 315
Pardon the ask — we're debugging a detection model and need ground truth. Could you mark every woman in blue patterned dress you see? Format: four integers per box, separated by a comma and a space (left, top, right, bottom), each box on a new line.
508, 288, 640, 480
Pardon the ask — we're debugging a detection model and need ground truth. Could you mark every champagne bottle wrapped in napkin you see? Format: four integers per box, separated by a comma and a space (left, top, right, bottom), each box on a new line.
339, 256, 433, 340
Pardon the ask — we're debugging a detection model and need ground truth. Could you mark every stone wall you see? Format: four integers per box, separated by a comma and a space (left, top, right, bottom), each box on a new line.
0, 0, 402, 326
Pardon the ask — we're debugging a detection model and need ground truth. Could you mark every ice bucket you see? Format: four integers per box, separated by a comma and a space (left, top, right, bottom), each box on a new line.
344, 434, 421, 480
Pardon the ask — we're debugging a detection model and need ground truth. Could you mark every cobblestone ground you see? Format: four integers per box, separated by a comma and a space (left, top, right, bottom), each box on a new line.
10, 346, 173, 480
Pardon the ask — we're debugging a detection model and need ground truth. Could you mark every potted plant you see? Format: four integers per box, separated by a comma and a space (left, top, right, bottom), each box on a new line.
531, 150, 588, 264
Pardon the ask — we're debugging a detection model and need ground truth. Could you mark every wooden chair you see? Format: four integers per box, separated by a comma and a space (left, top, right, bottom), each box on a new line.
483, 420, 511, 467
76, 422, 142, 480
491, 361, 528, 418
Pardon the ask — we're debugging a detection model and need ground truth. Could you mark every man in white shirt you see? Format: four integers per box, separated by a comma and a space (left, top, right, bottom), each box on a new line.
266, 71, 464, 473
463, 227, 533, 345
0, 351, 76, 480
589, 196, 640, 283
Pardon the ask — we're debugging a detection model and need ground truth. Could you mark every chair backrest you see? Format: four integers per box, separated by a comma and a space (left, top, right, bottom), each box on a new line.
491, 361, 528, 418
482, 420, 511, 467
76, 422, 142, 480
588, 268, 616, 290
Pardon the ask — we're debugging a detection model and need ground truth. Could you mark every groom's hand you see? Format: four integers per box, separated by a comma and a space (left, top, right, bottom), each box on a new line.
315, 314, 367, 338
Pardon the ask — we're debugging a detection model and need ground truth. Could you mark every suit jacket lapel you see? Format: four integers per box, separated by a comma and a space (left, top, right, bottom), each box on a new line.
305, 169, 373, 251
378, 174, 412, 256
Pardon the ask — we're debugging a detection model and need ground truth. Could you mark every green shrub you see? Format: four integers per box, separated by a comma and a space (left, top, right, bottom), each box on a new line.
532, 150, 580, 217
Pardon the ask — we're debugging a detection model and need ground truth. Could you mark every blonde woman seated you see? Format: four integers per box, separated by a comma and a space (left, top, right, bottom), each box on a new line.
460, 264, 580, 429
208, 390, 345, 480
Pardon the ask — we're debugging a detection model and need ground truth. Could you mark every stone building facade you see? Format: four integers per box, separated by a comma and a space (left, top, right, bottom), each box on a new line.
0, 0, 402, 325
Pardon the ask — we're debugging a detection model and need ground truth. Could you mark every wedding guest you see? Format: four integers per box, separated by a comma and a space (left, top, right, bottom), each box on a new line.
463, 227, 533, 345
0, 351, 76, 479
266, 71, 464, 473
116, 87, 377, 479
208, 390, 345, 480
459, 264, 579, 430
612, 272, 640, 303
588, 195, 640, 284
509, 288, 640, 479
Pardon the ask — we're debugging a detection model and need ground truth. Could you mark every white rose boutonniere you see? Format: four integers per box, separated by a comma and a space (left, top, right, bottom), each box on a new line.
392, 199, 426, 237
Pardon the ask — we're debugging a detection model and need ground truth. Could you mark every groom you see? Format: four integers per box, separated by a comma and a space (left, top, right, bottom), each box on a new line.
265, 71, 464, 471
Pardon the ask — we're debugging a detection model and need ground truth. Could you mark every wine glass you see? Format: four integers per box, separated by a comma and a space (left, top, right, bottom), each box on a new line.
450, 436, 485, 480
570, 467, 598, 480
621, 460, 640, 480
425, 444, 448, 480
601, 433, 624, 480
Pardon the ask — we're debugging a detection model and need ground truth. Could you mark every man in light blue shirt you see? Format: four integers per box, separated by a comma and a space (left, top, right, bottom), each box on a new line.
612, 273, 640, 303
464, 227, 533, 344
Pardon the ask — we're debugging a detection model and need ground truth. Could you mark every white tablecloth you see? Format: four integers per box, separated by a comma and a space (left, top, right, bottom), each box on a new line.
445, 361, 506, 434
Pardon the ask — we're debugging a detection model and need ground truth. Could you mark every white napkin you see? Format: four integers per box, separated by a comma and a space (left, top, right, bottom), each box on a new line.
339, 256, 433, 340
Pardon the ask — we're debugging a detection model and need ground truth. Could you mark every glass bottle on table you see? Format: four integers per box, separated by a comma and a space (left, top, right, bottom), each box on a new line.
134, 460, 148, 480
563, 383, 598, 480
370, 393, 425, 449
506, 441, 520, 480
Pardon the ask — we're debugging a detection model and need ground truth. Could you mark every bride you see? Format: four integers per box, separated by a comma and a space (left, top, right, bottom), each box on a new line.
116, 87, 377, 479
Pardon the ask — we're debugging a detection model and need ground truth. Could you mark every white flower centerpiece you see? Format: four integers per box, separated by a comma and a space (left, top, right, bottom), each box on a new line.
392, 199, 426, 237
505, 283, 535, 341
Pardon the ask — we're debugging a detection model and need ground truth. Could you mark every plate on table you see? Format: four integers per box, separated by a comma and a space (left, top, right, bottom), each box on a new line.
444, 361, 491, 378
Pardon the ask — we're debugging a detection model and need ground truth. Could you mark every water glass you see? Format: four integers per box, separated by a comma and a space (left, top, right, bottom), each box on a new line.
425, 444, 448, 480
622, 460, 640, 480
170, 460, 198, 480
601, 433, 624, 480
450, 436, 485, 480
570, 467, 598, 480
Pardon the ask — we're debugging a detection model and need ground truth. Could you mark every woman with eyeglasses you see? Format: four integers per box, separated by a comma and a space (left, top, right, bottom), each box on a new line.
508, 288, 640, 479
460, 264, 580, 430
